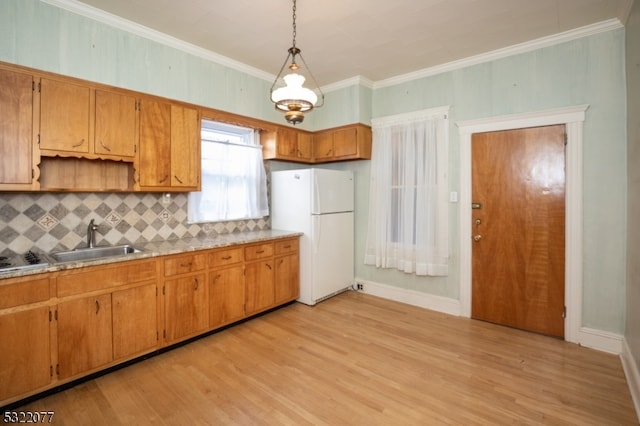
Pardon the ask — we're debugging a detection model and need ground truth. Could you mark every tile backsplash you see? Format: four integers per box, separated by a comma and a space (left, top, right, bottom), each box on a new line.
0, 192, 268, 256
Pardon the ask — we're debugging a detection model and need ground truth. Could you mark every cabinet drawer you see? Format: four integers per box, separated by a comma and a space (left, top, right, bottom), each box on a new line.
275, 238, 298, 255
244, 243, 274, 261
0, 275, 50, 309
208, 247, 243, 267
164, 252, 206, 276
57, 259, 157, 297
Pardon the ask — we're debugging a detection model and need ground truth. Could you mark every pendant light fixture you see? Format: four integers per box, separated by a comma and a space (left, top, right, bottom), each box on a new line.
270, 0, 324, 125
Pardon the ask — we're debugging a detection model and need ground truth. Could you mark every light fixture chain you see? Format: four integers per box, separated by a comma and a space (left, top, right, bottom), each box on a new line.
292, 0, 297, 49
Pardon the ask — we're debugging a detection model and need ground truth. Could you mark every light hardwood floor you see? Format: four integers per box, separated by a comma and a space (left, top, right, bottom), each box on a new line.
13, 291, 638, 425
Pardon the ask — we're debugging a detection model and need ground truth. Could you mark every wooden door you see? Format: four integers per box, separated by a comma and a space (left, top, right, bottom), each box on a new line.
245, 260, 275, 315
112, 283, 158, 360
139, 98, 171, 187
0, 307, 51, 400
209, 265, 245, 328
170, 104, 200, 188
39, 78, 90, 153
95, 89, 137, 158
471, 125, 565, 338
333, 127, 358, 158
0, 68, 33, 185
313, 131, 333, 161
57, 294, 113, 379
275, 253, 300, 304
164, 274, 208, 343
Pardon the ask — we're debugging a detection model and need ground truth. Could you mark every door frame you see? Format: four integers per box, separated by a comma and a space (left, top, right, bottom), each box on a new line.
457, 105, 588, 343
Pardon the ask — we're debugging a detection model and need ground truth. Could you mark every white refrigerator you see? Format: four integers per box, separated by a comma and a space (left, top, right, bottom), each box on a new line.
271, 168, 354, 305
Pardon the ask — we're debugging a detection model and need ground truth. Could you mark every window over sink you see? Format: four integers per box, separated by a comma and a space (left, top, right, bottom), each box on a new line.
188, 120, 269, 223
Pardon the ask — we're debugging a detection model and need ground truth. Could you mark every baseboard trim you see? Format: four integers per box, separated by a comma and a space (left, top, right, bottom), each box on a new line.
577, 327, 624, 354
621, 339, 640, 422
355, 278, 461, 317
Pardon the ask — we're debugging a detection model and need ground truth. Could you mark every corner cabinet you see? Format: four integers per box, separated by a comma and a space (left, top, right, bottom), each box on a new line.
138, 99, 200, 191
263, 123, 371, 163
313, 123, 372, 163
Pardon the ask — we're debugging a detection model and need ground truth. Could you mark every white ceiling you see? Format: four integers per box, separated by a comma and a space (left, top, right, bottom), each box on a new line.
67, 0, 633, 87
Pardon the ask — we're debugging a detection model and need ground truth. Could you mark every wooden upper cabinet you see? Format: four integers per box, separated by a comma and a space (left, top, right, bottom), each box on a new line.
94, 89, 137, 158
262, 126, 313, 163
0, 67, 34, 187
138, 99, 200, 191
170, 104, 200, 189
39, 79, 138, 161
39, 78, 90, 154
313, 123, 372, 163
138, 98, 171, 187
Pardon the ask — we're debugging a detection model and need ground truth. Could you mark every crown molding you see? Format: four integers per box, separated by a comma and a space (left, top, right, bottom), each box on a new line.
373, 18, 624, 89
40, 1, 624, 92
40, 0, 275, 82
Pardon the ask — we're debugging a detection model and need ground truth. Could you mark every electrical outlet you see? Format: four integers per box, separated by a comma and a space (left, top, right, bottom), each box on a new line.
356, 283, 363, 290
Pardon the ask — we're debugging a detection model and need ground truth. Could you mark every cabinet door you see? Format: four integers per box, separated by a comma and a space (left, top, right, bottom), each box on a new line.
0, 307, 51, 401
95, 89, 137, 158
112, 283, 158, 360
209, 265, 245, 328
297, 132, 313, 161
0, 68, 33, 185
40, 78, 90, 153
275, 127, 298, 158
275, 252, 300, 304
57, 294, 113, 379
332, 127, 358, 158
139, 99, 171, 187
164, 274, 208, 343
313, 132, 333, 161
170, 104, 200, 188
245, 260, 275, 315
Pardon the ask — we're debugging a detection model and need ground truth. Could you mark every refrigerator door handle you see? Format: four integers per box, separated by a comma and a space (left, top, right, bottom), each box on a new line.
313, 174, 321, 214
313, 215, 321, 254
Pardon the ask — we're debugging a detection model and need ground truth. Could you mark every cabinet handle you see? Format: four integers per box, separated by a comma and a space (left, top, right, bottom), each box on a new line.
100, 141, 112, 152
222, 255, 232, 260
72, 139, 85, 148
159, 175, 169, 183
283, 245, 291, 249
266, 263, 272, 270
213, 274, 221, 283
256, 250, 265, 254
194, 278, 199, 290
174, 175, 183, 184
95, 300, 100, 314
180, 262, 192, 268
279, 259, 284, 266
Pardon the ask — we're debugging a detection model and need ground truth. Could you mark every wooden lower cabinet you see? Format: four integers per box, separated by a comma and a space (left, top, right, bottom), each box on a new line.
0, 306, 51, 402
57, 293, 113, 379
164, 273, 208, 344
0, 236, 299, 406
112, 283, 158, 360
209, 265, 245, 328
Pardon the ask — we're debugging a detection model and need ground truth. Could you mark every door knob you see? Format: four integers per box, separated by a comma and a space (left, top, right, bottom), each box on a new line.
473, 235, 482, 242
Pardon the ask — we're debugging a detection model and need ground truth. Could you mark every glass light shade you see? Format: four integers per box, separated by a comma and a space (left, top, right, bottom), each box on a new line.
271, 73, 318, 112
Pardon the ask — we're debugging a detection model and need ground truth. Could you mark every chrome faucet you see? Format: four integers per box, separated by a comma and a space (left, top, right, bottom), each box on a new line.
87, 219, 98, 248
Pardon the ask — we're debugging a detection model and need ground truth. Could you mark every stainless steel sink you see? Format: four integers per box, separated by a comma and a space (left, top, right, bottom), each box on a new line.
51, 244, 144, 263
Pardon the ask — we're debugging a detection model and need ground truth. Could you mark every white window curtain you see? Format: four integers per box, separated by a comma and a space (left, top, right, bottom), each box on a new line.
188, 123, 269, 223
364, 106, 449, 276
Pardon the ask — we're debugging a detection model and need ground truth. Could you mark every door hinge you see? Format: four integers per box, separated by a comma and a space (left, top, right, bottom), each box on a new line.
562, 306, 567, 318
32, 80, 36, 91
49, 310, 52, 322
157, 331, 159, 341
162, 286, 165, 295
50, 365, 53, 377
564, 133, 568, 146
37, 134, 40, 145
163, 329, 166, 339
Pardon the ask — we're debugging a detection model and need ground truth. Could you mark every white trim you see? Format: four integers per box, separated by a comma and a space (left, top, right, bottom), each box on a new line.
374, 19, 623, 89
42, 0, 622, 92
456, 105, 588, 344
621, 339, 640, 422
41, 0, 275, 82
577, 327, 623, 354
355, 278, 461, 317
371, 105, 450, 127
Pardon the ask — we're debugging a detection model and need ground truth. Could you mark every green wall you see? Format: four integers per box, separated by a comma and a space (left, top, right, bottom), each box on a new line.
367, 30, 628, 333
625, 0, 640, 371
0, 0, 629, 334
